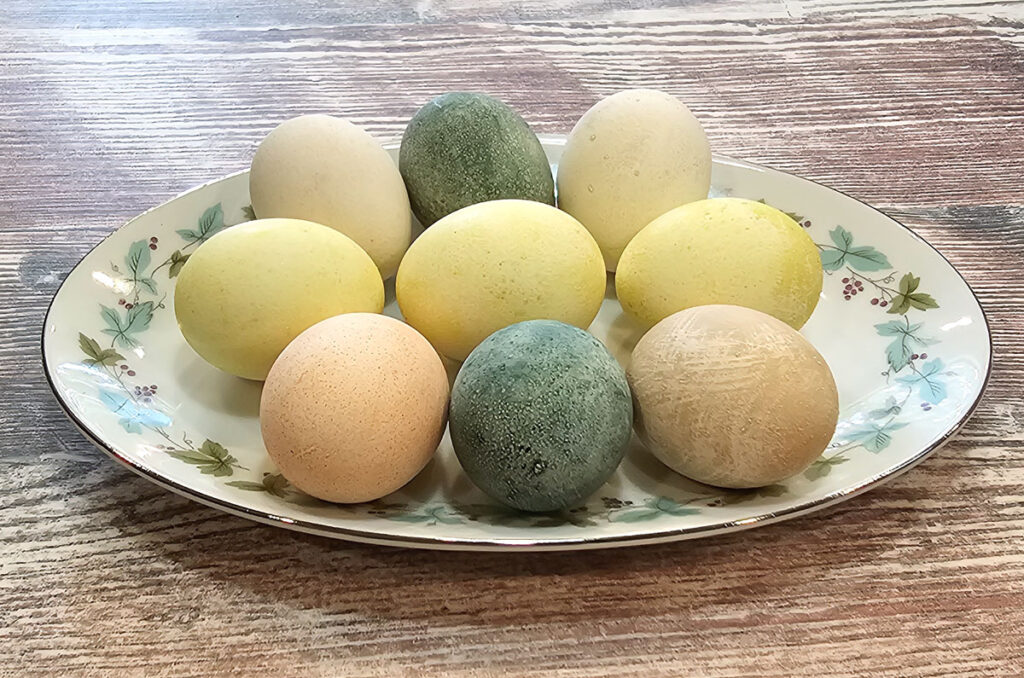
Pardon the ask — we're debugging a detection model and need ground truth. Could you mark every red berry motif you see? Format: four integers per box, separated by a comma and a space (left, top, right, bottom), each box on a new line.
120, 364, 128, 371
911, 353, 919, 360
125, 303, 133, 310
880, 301, 888, 307
871, 298, 879, 305
118, 299, 125, 306
127, 370, 136, 377
842, 278, 850, 283
920, 353, 927, 359
149, 243, 157, 250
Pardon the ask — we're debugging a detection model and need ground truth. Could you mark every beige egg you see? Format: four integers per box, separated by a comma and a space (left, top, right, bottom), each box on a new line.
260, 313, 449, 503
249, 114, 412, 278
557, 89, 711, 271
627, 305, 838, 488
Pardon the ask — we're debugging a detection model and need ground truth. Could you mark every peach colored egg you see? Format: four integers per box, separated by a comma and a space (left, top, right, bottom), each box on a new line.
260, 313, 449, 503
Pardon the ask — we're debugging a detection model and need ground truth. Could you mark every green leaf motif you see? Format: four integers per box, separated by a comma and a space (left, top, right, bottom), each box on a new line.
177, 203, 225, 244
888, 272, 940, 315
848, 422, 908, 453
100, 301, 154, 347
868, 396, 902, 419
719, 484, 788, 505
241, 204, 257, 221
819, 226, 891, 272
168, 439, 240, 476
79, 332, 125, 366
126, 240, 151, 278
168, 250, 190, 278
227, 473, 292, 497
875, 317, 933, 373
896, 358, 948, 404
803, 454, 848, 480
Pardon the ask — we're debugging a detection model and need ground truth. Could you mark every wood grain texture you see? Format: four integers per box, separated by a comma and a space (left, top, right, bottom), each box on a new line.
2, 1, 1023, 676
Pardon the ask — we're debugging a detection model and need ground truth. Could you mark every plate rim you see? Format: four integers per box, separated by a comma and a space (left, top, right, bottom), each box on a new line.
40, 142, 994, 551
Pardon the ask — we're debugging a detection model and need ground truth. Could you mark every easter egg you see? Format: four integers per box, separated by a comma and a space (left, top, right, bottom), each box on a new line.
249, 114, 412, 278
557, 89, 711, 271
260, 313, 449, 503
399, 92, 555, 227
450, 320, 633, 512
616, 197, 823, 329
174, 218, 384, 380
396, 199, 605, 361
627, 305, 838, 488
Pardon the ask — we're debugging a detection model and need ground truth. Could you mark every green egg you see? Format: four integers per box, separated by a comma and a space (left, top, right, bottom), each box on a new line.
399, 92, 555, 226
449, 320, 633, 513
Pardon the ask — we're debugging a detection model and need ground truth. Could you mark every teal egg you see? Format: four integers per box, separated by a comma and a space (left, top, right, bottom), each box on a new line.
449, 320, 633, 512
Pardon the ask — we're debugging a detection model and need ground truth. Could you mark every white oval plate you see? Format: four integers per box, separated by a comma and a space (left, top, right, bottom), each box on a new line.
42, 137, 991, 551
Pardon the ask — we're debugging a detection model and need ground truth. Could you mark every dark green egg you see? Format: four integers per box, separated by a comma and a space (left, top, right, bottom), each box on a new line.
449, 320, 633, 513
398, 92, 555, 227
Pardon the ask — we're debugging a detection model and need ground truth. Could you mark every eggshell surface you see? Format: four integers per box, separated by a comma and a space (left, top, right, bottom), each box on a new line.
616, 197, 823, 329
450, 320, 633, 512
396, 199, 606, 361
260, 313, 450, 503
627, 305, 839, 488
249, 114, 412, 278
174, 218, 384, 381
557, 89, 711, 271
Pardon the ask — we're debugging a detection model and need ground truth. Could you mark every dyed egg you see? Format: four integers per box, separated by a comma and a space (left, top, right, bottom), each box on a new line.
174, 218, 384, 380
450, 320, 633, 512
396, 199, 605, 361
399, 92, 555, 227
260, 313, 449, 503
557, 89, 711, 271
616, 198, 823, 329
627, 305, 838, 488
249, 114, 412, 278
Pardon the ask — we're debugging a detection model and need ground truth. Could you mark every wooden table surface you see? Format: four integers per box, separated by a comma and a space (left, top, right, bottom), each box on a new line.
2, 1, 1023, 676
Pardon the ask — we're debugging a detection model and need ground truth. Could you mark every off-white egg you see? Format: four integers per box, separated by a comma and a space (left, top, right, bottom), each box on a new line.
627, 305, 839, 488
249, 114, 412, 278
557, 89, 711, 271
260, 313, 450, 503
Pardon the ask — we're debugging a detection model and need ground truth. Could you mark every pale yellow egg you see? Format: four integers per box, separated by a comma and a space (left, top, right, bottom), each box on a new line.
396, 199, 606, 361
616, 197, 823, 329
557, 89, 711, 271
249, 114, 412, 278
174, 218, 384, 380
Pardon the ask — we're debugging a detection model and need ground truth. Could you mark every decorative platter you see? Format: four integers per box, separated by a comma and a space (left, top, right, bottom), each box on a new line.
42, 137, 991, 551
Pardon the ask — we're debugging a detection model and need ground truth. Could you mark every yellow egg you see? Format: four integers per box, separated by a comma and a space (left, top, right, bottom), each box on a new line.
616, 198, 823, 329
557, 89, 711, 271
261, 314, 449, 503
396, 199, 606, 361
249, 114, 412, 278
174, 218, 384, 380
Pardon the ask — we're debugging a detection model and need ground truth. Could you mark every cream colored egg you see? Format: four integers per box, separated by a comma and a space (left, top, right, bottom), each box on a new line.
557, 89, 711, 271
396, 199, 606, 362
249, 114, 412, 278
616, 198, 823, 330
260, 313, 450, 503
627, 305, 839, 488
174, 218, 384, 381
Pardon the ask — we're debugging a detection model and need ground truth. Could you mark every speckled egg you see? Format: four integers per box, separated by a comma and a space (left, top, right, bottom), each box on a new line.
249, 114, 412, 278
557, 89, 711, 271
396, 199, 606, 362
174, 218, 384, 381
449, 320, 633, 512
399, 92, 555, 227
260, 313, 450, 503
627, 305, 839, 488
616, 197, 823, 330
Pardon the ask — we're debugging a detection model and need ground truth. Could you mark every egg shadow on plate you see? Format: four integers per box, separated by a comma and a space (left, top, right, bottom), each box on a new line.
173, 343, 263, 417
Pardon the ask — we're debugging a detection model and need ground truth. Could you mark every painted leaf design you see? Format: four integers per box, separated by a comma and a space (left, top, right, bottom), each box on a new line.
819, 226, 891, 272
803, 454, 849, 480
820, 249, 846, 271
875, 317, 933, 373
848, 422, 908, 453
868, 396, 902, 419
720, 484, 788, 505
754, 199, 804, 224
888, 272, 940, 315
227, 473, 291, 497
177, 203, 225, 244
844, 246, 891, 272
241, 204, 257, 221
896, 358, 948, 404
830, 226, 854, 250
168, 439, 240, 476
79, 332, 124, 366
168, 250, 190, 278
225, 480, 267, 491
100, 301, 154, 347
649, 496, 700, 516
126, 240, 151, 278
610, 508, 662, 522
98, 388, 171, 433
